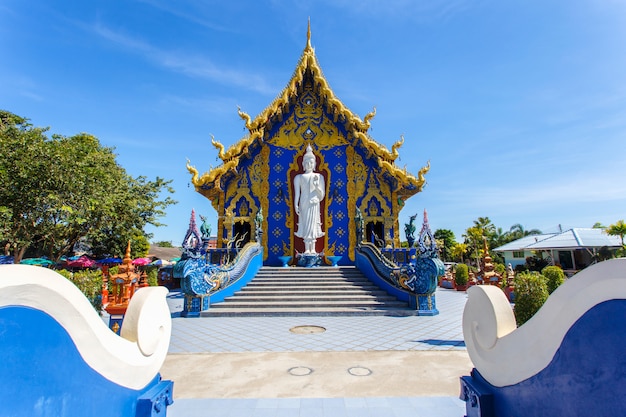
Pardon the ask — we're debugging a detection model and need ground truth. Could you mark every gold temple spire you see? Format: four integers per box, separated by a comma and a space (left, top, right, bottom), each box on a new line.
187, 19, 430, 200
306, 18, 312, 51
123, 240, 132, 265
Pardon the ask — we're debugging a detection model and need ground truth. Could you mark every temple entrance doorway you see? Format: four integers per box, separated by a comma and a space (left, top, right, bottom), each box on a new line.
233, 221, 251, 248
366, 221, 384, 247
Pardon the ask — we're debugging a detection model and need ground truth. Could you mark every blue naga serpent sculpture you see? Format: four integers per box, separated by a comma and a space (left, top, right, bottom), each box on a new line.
180, 242, 262, 297
358, 243, 442, 293
356, 210, 443, 314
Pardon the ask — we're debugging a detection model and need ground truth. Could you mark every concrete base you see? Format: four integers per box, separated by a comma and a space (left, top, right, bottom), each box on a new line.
160, 350, 472, 399
181, 294, 209, 317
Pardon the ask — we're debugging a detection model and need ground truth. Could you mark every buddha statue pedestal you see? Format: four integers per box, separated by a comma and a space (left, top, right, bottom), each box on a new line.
297, 253, 322, 268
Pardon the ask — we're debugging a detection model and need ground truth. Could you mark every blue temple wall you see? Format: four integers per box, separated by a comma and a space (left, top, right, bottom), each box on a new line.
220, 137, 396, 267
264, 144, 353, 266
0, 305, 163, 417
218, 79, 398, 267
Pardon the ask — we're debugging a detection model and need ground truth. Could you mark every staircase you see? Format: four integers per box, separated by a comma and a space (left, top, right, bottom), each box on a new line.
201, 266, 416, 317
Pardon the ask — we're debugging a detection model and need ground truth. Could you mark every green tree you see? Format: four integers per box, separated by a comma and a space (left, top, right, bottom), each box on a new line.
0, 111, 52, 260
433, 229, 456, 261
605, 220, 626, 246
513, 271, 549, 326
153, 240, 174, 248
508, 223, 542, 240
463, 226, 484, 268
0, 111, 176, 262
462, 217, 499, 266
450, 242, 467, 263
492, 227, 508, 249
473, 217, 496, 240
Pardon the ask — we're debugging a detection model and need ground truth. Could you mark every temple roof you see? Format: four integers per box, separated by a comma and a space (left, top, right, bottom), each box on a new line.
187, 22, 429, 204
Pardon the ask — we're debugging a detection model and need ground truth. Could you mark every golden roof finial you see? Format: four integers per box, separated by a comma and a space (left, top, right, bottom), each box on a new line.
306, 18, 312, 51
123, 240, 132, 265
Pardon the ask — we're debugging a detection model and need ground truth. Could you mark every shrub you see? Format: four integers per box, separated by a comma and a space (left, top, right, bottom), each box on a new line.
147, 267, 158, 286
513, 271, 548, 326
525, 255, 549, 272
455, 263, 469, 286
542, 265, 565, 294
57, 269, 103, 313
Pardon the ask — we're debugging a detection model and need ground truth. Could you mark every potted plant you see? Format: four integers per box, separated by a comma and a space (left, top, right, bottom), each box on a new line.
454, 263, 469, 291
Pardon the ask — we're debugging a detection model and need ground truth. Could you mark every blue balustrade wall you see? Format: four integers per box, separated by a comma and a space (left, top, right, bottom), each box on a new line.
354, 245, 415, 308
0, 306, 168, 417
464, 299, 626, 417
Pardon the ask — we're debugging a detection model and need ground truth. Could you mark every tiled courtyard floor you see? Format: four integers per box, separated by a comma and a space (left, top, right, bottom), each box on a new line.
161, 287, 471, 417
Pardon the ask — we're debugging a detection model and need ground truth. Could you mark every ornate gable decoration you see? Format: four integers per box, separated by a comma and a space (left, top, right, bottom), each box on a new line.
187, 22, 429, 200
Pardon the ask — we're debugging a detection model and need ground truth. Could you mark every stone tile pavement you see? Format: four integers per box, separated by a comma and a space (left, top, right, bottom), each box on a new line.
161, 287, 471, 417
166, 287, 467, 353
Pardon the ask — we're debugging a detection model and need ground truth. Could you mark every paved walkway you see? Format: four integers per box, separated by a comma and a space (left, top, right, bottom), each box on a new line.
160, 287, 472, 417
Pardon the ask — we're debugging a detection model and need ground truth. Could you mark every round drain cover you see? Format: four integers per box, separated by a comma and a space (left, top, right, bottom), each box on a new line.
348, 366, 372, 376
288, 366, 313, 376
289, 325, 326, 334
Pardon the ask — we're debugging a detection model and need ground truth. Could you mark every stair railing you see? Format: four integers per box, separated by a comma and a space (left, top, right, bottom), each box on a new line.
180, 242, 263, 316
355, 242, 443, 315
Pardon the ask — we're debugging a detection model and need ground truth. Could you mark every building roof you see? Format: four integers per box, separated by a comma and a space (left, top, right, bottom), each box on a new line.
525, 228, 622, 250
186, 22, 429, 206
493, 234, 557, 252
147, 245, 182, 261
494, 228, 622, 252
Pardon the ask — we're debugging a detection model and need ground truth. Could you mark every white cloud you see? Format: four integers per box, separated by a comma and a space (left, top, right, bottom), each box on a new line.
136, 0, 236, 33
90, 23, 276, 95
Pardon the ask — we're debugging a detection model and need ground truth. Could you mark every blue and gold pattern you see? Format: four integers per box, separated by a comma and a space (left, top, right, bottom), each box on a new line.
187, 24, 429, 266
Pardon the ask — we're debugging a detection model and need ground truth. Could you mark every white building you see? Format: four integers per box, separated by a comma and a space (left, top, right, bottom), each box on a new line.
493, 228, 622, 276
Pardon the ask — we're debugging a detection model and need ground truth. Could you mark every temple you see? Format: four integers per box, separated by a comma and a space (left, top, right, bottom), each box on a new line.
187, 23, 430, 266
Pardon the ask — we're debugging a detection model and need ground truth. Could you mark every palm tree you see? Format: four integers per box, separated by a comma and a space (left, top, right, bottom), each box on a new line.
605, 220, 626, 246
463, 226, 484, 268
473, 217, 496, 236
509, 223, 541, 236
493, 227, 508, 248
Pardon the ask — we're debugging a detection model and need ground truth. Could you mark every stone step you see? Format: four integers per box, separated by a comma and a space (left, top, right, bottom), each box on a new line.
254, 267, 363, 276
244, 282, 378, 288
202, 307, 414, 317
251, 276, 368, 282
222, 294, 399, 302
236, 289, 386, 296
210, 299, 409, 309
201, 306, 418, 317
205, 265, 413, 317
251, 274, 370, 279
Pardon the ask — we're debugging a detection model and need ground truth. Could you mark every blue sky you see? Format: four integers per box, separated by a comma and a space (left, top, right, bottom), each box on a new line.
2, 1, 625, 246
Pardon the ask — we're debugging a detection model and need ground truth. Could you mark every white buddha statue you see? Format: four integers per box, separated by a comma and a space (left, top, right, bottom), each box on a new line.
294, 144, 325, 254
